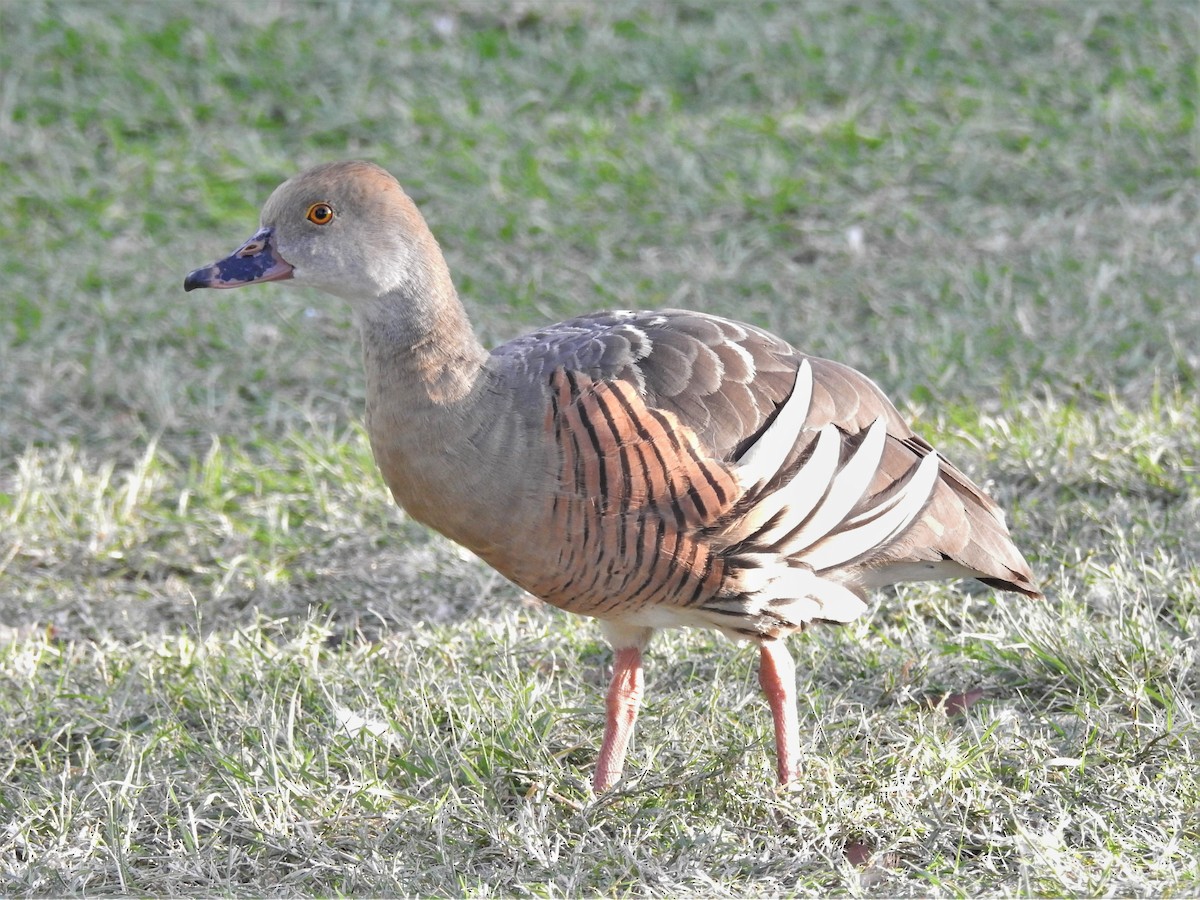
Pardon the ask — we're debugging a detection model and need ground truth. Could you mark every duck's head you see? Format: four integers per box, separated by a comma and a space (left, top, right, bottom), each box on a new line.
184, 160, 439, 303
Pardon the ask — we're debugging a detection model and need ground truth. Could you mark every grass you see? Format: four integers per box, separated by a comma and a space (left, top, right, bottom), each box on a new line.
1, 0, 1198, 895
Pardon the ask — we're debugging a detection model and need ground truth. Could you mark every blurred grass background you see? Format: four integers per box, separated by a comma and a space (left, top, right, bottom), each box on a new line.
1, 1, 1198, 895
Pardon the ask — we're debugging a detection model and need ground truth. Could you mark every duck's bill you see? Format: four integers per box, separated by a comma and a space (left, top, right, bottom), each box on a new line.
183, 228, 294, 291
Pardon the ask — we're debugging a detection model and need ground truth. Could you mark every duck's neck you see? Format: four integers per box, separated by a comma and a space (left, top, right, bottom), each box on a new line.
354, 267, 511, 548
356, 272, 489, 409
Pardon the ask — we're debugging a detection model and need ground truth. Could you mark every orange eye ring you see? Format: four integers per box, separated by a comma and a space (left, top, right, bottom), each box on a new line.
306, 202, 334, 225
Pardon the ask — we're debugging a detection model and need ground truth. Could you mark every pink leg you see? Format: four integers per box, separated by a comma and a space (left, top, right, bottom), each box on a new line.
593, 646, 644, 792
758, 639, 800, 785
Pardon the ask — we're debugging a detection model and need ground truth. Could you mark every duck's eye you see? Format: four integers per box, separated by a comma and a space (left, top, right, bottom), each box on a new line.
306, 203, 334, 225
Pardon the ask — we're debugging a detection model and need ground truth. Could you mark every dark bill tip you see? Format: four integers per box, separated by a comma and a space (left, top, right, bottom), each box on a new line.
183, 267, 215, 292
